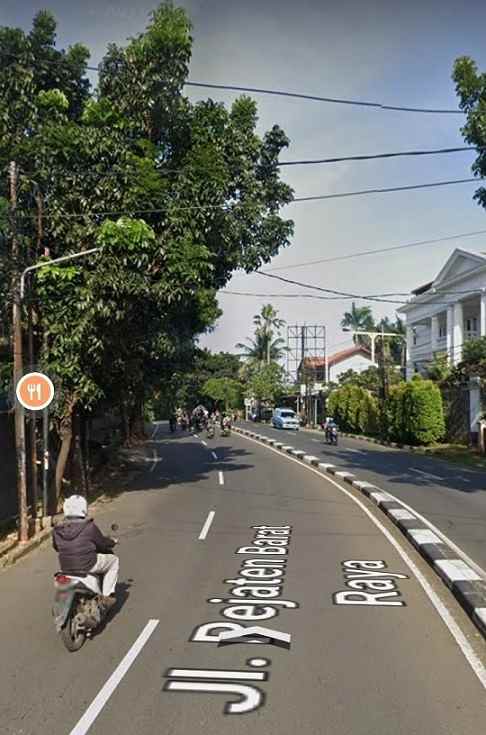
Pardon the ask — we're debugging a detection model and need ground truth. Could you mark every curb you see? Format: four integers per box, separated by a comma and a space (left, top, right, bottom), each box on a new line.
234, 425, 486, 641
0, 521, 54, 570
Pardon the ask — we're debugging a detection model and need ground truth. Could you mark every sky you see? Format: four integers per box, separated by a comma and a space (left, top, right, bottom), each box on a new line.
3, 0, 486, 363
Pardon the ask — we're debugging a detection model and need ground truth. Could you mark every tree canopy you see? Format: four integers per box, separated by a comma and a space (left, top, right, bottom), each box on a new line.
0, 3, 294, 497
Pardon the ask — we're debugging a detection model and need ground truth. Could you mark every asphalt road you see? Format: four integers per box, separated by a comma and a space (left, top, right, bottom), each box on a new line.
244, 421, 486, 576
1, 422, 486, 735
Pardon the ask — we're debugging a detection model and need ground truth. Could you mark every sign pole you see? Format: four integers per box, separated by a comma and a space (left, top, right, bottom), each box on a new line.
43, 407, 49, 519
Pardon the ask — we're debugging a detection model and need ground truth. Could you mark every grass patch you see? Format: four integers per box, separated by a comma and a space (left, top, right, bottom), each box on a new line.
412, 443, 486, 470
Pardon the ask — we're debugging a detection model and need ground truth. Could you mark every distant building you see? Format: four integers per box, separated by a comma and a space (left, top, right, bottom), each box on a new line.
298, 345, 377, 386
398, 248, 486, 377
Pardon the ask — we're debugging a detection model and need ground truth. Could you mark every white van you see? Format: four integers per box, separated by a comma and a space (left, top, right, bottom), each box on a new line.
272, 407, 299, 430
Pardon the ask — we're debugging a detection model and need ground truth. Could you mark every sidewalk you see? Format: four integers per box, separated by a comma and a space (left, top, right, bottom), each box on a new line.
0, 441, 149, 571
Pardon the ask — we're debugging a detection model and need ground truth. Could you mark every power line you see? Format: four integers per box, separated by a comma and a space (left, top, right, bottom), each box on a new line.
262, 229, 486, 272
252, 270, 486, 306
279, 146, 481, 166
254, 271, 409, 305
221, 290, 355, 300
294, 178, 476, 203
185, 81, 463, 115
0, 51, 464, 115
33, 176, 478, 221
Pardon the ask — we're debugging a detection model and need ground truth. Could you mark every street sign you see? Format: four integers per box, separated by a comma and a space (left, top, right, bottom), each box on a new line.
16, 372, 55, 411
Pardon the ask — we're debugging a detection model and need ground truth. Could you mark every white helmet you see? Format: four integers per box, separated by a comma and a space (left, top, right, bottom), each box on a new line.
63, 495, 88, 518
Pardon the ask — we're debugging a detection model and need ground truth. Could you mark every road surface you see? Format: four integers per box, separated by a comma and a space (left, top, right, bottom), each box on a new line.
244, 421, 486, 576
1, 422, 485, 734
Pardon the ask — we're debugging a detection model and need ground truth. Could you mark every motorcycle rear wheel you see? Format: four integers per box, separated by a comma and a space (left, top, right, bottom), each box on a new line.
61, 611, 86, 652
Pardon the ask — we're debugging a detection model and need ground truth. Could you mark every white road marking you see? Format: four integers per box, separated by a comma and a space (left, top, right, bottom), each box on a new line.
69, 619, 160, 735
201, 440, 208, 447
149, 448, 158, 472
194, 434, 199, 438
219, 471, 224, 485
343, 447, 362, 454
238, 432, 486, 689
198, 511, 215, 540
411, 467, 445, 481
311, 438, 321, 443
151, 424, 159, 439
211, 451, 218, 460
168, 668, 265, 681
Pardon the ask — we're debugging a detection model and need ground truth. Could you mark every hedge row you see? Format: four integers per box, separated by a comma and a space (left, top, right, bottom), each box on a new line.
327, 376, 445, 446
327, 385, 380, 436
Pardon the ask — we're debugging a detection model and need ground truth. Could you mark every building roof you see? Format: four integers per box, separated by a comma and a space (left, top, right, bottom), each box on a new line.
302, 345, 373, 369
411, 281, 433, 296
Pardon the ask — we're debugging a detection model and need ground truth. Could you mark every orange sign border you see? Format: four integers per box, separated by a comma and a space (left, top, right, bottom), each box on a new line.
16, 372, 55, 411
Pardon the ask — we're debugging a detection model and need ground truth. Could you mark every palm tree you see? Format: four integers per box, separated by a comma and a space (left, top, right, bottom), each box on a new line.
341, 303, 374, 349
236, 304, 287, 365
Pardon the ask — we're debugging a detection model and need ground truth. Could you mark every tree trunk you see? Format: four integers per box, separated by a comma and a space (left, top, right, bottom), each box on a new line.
120, 399, 130, 446
55, 412, 73, 507
71, 407, 88, 496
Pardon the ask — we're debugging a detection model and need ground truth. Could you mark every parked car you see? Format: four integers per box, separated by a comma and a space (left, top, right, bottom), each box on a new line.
272, 407, 299, 430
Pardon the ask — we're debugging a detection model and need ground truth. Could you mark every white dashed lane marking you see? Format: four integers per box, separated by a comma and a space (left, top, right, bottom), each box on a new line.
69, 620, 160, 735
219, 471, 224, 486
198, 511, 216, 540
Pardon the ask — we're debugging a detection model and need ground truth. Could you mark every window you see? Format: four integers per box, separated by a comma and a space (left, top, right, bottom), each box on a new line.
466, 317, 478, 333
439, 324, 446, 338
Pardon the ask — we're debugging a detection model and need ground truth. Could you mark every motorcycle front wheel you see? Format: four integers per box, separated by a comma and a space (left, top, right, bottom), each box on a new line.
61, 610, 86, 652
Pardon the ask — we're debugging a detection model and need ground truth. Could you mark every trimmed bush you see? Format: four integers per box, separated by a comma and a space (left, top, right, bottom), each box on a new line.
326, 385, 380, 435
386, 375, 445, 445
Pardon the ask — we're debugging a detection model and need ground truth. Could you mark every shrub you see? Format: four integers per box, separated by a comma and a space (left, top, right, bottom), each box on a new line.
386, 375, 445, 445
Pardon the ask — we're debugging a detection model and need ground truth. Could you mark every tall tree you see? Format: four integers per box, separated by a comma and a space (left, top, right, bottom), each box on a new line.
341, 302, 374, 348
236, 303, 287, 365
453, 57, 486, 210
0, 3, 294, 500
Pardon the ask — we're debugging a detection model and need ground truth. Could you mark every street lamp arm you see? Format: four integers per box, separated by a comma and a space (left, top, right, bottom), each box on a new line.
342, 329, 406, 340
20, 247, 102, 299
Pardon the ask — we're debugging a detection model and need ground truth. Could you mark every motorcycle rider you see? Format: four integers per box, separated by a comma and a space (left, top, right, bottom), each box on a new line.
325, 418, 338, 443
52, 495, 119, 609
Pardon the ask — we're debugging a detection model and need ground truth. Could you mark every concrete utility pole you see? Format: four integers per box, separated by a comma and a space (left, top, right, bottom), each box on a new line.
9, 161, 28, 542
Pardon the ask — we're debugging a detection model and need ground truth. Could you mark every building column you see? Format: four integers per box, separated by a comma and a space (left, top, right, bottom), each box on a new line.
405, 324, 414, 379
446, 306, 453, 363
431, 314, 439, 353
481, 291, 486, 337
452, 301, 464, 365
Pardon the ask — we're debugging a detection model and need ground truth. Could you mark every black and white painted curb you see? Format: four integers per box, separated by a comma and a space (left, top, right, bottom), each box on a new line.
234, 426, 486, 642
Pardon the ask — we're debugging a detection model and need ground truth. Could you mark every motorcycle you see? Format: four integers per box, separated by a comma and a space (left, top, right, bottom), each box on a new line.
207, 424, 215, 439
326, 426, 338, 446
221, 422, 231, 437
52, 523, 119, 652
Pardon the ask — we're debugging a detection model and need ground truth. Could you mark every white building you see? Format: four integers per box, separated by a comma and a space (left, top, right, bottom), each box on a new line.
300, 345, 377, 385
398, 248, 486, 377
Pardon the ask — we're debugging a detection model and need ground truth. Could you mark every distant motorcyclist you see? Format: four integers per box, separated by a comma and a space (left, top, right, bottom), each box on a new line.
169, 413, 177, 433
221, 414, 232, 436
52, 495, 119, 609
325, 418, 339, 445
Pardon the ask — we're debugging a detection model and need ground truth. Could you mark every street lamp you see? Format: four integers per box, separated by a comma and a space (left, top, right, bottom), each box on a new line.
15, 247, 103, 531
342, 327, 405, 364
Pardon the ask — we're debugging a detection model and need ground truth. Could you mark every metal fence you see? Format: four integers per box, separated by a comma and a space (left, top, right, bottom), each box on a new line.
441, 384, 470, 444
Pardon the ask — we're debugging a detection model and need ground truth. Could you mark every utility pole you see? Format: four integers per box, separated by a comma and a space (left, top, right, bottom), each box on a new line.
9, 161, 28, 542
27, 186, 43, 518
